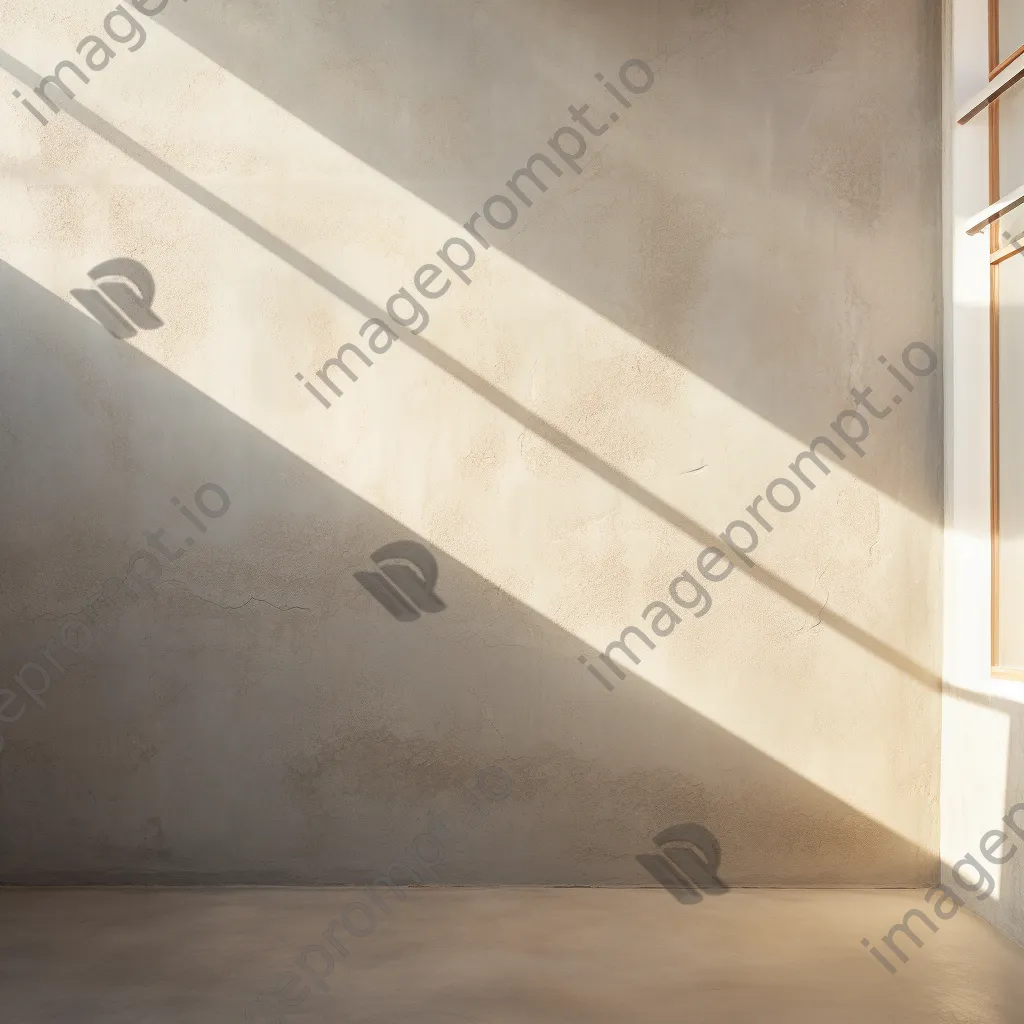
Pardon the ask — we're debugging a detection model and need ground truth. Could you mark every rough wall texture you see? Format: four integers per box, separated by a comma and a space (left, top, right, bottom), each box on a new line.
0, 0, 942, 885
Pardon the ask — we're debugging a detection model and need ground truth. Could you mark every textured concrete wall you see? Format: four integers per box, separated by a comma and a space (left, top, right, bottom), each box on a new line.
0, 0, 942, 885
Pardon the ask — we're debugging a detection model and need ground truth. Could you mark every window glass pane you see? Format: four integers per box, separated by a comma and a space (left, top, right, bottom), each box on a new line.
998, 87, 1024, 248
999, 205, 1024, 250
1000, 2, 1024, 67
1001, 84, 1024, 197
997, 252, 1024, 669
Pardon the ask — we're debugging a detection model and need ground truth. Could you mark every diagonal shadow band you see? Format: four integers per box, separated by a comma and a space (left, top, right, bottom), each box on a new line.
0, 51, 938, 691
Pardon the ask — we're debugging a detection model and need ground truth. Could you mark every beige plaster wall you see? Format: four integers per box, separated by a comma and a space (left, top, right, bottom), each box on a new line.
0, 0, 942, 885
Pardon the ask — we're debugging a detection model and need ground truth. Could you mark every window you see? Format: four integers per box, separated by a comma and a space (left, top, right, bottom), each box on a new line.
960, 1, 1024, 674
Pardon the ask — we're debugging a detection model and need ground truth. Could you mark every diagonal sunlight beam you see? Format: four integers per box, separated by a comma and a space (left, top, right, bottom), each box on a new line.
0, 254, 931, 858
0, 50, 938, 693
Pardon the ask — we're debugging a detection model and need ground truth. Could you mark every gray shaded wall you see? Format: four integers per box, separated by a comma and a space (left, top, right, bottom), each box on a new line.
0, 0, 942, 885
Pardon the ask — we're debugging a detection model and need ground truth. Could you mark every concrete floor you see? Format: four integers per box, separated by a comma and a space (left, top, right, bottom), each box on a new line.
0, 887, 1021, 1023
